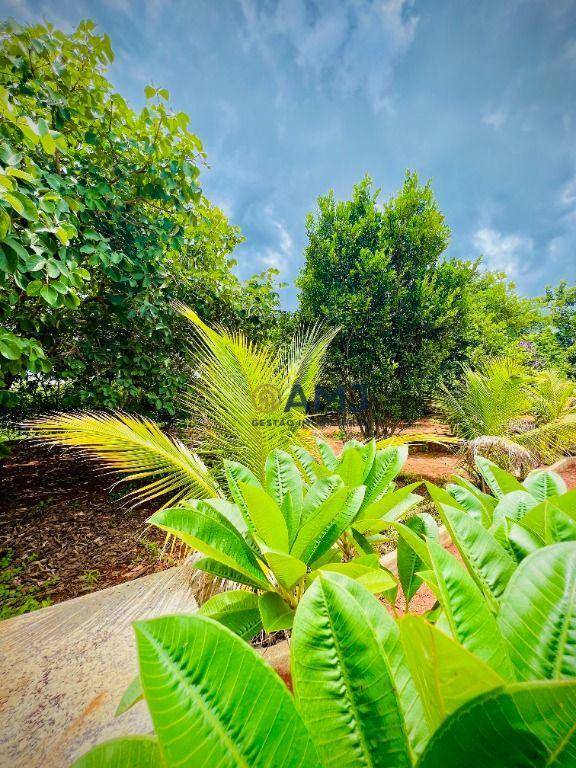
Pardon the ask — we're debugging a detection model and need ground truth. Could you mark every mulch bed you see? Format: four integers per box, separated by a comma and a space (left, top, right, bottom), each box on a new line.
0, 442, 168, 615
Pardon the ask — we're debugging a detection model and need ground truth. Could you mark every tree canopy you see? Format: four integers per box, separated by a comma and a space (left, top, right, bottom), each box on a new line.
0, 19, 278, 417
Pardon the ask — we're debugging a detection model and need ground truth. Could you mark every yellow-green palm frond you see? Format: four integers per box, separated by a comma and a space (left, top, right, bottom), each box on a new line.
515, 414, 576, 465
528, 370, 576, 424
376, 433, 459, 449
175, 303, 337, 481
436, 356, 531, 439
27, 411, 221, 507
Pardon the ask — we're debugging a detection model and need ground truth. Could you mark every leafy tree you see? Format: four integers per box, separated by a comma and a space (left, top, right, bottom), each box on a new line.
297, 173, 472, 437
0, 19, 278, 417
530, 281, 576, 376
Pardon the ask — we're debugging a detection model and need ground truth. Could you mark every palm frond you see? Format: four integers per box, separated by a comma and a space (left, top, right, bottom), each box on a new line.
176, 303, 337, 481
376, 433, 459, 449
515, 414, 576, 465
27, 412, 221, 507
528, 370, 576, 424
464, 435, 537, 478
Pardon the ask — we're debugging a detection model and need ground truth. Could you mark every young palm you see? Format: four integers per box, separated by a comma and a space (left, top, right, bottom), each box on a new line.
28, 305, 337, 509
437, 356, 576, 474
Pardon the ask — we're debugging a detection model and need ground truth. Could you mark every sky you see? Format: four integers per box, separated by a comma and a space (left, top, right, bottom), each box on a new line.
2, 0, 576, 308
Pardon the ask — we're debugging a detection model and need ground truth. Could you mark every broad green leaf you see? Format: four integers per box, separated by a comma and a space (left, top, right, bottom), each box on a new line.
70, 736, 161, 767
492, 490, 539, 523
392, 519, 433, 567
475, 455, 525, 497
498, 542, 576, 680
149, 503, 268, 588
523, 469, 568, 501
508, 523, 545, 561
397, 513, 438, 605
355, 481, 422, 529
448, 474, 498, 512
198, 589, 262, 641
316, 438, 338, 470
519, 499, 576, 545
335, 442, 366, 485
237, 481, 290, 552
417, 680, 576, 768
310, 559, 397, 594
258, 591, 295, 632
135, 615, 320, 768
291, 445, 317, 482
434, 496, 517, 610
223, 459, 263, 520
399, 615, 505, 732
300, 475, 343, 525
446, 483, 491, 526
426, 540, 514, 679
195, 556, 266, 590
362, 445, 408, 508
264, 549, 307, 589
115, 675, 143, 717
292, 572, 428, 766
291, 485, 365, 564
265, 449, 303, 542
201, 498, 249, 536
551, 488, 576, 521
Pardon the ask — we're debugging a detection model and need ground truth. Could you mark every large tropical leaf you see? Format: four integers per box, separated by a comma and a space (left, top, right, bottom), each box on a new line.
292, 572, 428, 766
177, 303, 337, 480
397, 513, 438, 605
523, 469, 568, 501
362, 445, 408, 508
197, 589, 262, 641
134, 614, 321, 768
417, 680, 576, 768
27, 411, 220, 507
426, 540, 514, 678
149, 502, 268, 588
70, 736, 162, 768
399, 615, 505, 733
498, 542, 576, 681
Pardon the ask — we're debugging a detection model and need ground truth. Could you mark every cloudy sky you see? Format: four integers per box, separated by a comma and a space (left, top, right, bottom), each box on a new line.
2, 0, 576, 307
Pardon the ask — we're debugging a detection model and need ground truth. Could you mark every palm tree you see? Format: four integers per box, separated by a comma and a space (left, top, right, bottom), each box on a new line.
28, 305, 338, 509
436, 356, 576, 475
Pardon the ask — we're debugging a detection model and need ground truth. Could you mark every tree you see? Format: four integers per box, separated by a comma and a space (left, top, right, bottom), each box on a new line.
530, 281, 576, 377
297, 173, 472, 437
0, 20, 279, 417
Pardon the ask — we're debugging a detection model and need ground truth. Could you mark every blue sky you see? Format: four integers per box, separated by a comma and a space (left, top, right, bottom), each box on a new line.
2, 0, 576, 308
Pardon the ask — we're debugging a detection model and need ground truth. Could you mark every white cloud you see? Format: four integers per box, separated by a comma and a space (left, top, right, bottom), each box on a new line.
472, 227, 534, 276
238, 0, 418, 112
483, 107, 507, 130
259, 208, 294, 274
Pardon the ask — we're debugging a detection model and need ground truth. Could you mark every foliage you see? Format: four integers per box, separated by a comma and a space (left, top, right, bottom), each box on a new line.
73, 555, 576, 767
439, 456, 576, 563
297, 173, 479, 437
29, 308, 336, 508
437, 356, 576, 473
0, 19, 278, 418
0, 549, 52, 619
148, 443, 416, 640
530, 281, 576, 377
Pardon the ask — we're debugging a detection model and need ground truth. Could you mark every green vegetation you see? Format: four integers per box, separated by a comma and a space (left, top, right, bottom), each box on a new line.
0, 549, 52, 618
72, 537, 576, 767
0, 19, 278, 418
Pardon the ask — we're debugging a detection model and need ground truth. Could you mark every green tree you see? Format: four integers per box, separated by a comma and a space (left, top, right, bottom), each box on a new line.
297, 173, 471, 436
0, 19, 278, 417
530, 281, 576, 376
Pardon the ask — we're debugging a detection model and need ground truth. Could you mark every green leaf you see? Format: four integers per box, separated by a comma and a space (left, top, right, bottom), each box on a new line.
238, 481, 290, 552
194, 556, 265, 590
492, 490, 539, 523
135, 615, 320, 767
258, 591, 295, 631
433, 494, 517, 610
149, 503, 268, 588
300, 475, 343, 525
292, 572, 427, 766
291, 485, 365, 564
40, 284, 59, 306
0, 334, 24, 360
518, 499, 576, 545
265, 449, 303, 543
399, 614, 505, 733
115, 675, 143, 717
354, 481, 422, 533
311, 559, 397, 594
397, 512, 438, 605
264, 549, 307, 589
498, 542, 576, 681
523, 469, 568, 501
144, 85, 156, 99
5, 191, 37, 220
426, 539, 514, 679
198, 589, 262, 641
475, 455, 525, 497
223, 459, 263, 522
0, 209, 10, 239
316, 438, 339, 470
70, 736, 161, 767
362, 445, 408, 508
417, 680, 576, 768
335, 441, 366, 485
446, 483, 492, 526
